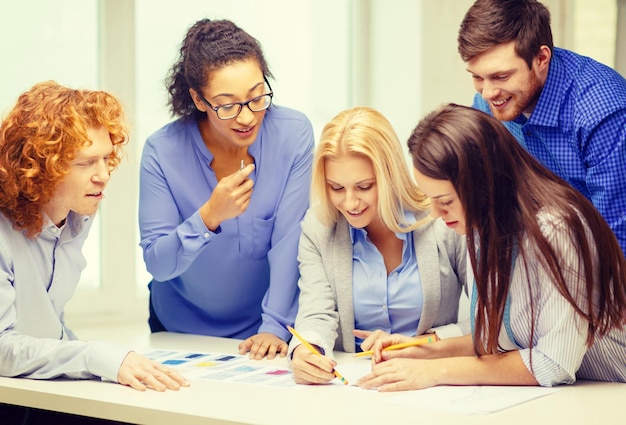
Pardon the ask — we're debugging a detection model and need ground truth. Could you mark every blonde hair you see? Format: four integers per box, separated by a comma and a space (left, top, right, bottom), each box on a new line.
311, 106, 430, 232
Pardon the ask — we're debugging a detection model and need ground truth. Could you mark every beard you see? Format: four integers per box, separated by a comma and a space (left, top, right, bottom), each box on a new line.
489, 72, 543, 121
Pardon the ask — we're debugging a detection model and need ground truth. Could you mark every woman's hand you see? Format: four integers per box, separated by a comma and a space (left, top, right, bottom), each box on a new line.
200, 164, 255, 230
356, 358, 438, 392
358, 347, 538, 391
238, 332, 288, 360
117, 351, 190, 391
290, 344, 336, 385
366, 332, 439, 364
353, 329, 410, 353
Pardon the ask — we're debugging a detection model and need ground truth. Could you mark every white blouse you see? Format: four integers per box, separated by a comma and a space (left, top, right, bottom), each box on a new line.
469, 209, 626, 386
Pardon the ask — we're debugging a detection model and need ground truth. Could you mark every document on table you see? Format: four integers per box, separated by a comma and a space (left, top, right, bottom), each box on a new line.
143, 348, 559, 414
331, 359, 560, 414
142, 348, 373, 388
143, 349, 296, 387
384, 385, 560, 415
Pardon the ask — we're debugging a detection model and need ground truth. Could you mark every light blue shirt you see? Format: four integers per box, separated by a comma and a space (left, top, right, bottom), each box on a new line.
0, 211, 128, 382
351, 225, 423, 343
139, 105, 314, 341
473, 47, 626, 255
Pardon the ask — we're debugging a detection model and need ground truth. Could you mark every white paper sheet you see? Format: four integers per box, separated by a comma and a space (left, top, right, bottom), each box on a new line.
384, 385, 560, 415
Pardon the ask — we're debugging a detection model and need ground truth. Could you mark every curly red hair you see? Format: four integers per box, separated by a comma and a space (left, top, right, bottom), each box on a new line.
0, 80, 128, 238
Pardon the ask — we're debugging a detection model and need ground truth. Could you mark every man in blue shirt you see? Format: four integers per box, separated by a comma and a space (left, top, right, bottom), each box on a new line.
0, 82, 188, 423
457, 0, 626, 256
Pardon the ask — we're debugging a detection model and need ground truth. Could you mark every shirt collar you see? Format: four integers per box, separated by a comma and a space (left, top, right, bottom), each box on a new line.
525, 47, 566, 128
40, 211, 91, 239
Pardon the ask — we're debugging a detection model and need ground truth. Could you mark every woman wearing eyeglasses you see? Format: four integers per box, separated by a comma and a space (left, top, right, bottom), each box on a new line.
139, 19, 314, 360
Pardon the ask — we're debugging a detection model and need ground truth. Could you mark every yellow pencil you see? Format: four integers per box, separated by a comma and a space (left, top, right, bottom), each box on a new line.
354, 334, 437, 357
287, 326, 349, 385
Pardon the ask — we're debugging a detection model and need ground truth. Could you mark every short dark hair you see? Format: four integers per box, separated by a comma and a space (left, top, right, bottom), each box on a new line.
457, 0, 553, 68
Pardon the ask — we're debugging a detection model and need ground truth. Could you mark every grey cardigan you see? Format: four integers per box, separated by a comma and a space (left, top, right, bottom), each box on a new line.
289, 208, 467, 355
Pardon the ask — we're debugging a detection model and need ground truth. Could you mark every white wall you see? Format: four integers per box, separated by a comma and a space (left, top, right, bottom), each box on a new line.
0, 0, 619, 331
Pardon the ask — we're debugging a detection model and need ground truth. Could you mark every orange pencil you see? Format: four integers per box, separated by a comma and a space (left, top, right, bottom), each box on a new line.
287, 326, 349, 385
354, 334, 437, 357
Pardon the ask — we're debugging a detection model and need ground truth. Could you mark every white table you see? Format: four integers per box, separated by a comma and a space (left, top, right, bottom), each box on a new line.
0, 332, 624, 424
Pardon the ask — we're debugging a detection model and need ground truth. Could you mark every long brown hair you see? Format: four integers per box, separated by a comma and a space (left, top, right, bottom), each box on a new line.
408, 103, 626, 355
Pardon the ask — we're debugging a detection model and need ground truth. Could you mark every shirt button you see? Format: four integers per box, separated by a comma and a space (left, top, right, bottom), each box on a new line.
392, 271, 398, 276
203, 232, 210, 238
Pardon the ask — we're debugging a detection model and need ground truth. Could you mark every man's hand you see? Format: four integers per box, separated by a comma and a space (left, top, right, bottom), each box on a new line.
117, 351, 190, 391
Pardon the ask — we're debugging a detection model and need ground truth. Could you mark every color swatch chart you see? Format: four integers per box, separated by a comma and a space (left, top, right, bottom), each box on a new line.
143, 349, 296, 387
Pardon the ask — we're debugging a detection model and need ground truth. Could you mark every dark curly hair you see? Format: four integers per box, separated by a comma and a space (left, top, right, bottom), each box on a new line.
166, 19, 273, 120
0, 80, 128, 238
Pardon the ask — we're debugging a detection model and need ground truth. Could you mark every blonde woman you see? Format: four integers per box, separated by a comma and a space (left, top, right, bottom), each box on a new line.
289, 107, 467, 385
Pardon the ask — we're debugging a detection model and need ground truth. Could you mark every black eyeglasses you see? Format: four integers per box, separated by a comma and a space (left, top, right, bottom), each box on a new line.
198, 78, 274, 120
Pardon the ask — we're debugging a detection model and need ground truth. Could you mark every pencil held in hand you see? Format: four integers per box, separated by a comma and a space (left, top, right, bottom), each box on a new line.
287, 326, 349, 385
355, 334, 437, 357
